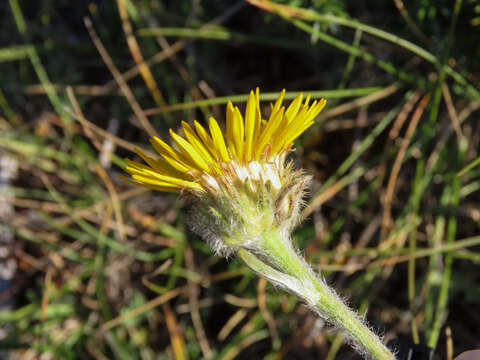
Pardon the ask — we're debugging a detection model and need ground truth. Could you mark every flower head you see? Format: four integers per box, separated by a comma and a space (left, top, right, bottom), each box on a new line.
125, 88, 326, 255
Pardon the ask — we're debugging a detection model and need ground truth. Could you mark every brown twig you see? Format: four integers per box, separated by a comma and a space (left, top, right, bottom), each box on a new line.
95, 165, 126, 242
388, 90, 423, 140
66, 86, 154, 157
245, 0, 314, 19
257, 278, 280, 349
441, 82, 463, 139
302, 179, 345, 219
25, 84, 121, 96
100, 286, 184, 332
116, 0, 167, 108
40, 265, 53, 322
426, 99, 480, 173
184, 245, 212, 359
217, 308, 249, 341
162, 302, 189, 360
320, 84, 398, 122
380, 94, 430, 241
102, 2, 245, 93
392, 0, 429, 44
84, 17, 159, 138
445, 327, 453, 360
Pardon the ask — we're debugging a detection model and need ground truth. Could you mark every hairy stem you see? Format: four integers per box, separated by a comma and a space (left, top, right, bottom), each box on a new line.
239, 230, 395, 360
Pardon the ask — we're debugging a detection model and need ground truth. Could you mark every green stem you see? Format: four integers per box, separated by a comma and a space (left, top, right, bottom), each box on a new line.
240, 230, 395, 360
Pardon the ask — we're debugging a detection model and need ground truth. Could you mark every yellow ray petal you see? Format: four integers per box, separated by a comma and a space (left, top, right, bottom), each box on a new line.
134, 147, 186, 179
304, 93, 311, 107
271, 98, 326, 154
130, 173, 198, 191
254, 106, 285, 160
120, 175, 181, 193
232, 106, 244, 160
181, 121, 215, 163
126, 164, 202, 190
253, 87, 262, 144
128, 173, 180, 188
149, 138, 195, 173
244, 91, 257, 161
271, 117, 305, 154
305, 98, 326, 123
194, 120, 218, 158
281, 121, 315, 149
285, 92, 304, 123
169, 130, 211, 173
225, 100, 237, 158
208, 117, 230, 162
150, 136, 178, 159
272, 89, 286, 114
161, 153, 193, 173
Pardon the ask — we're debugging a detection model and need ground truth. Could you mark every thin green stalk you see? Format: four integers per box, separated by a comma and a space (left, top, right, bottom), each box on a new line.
307, 12, 434, 63
138, 27, 312, 51
41, 177, 168, 262
9, 0, 71, 125
276, 4, 478, 98
337, 29, 363, 91
427, 0, 463, 132
328, 28, 363, 109
145, 87, 384, 115
325, 333, 344, 360
0, 88, 20, 125
0, 44, 32, 62
310, 234, 480, 261
428, 138, 466, 348
424, 185, 448, 336
240, 230, 395, 360
289, 19, 422, 87
407, 159, 425, 344
95, 225, 111, 321
457, 155, 480, 177
311, 102, 402, 198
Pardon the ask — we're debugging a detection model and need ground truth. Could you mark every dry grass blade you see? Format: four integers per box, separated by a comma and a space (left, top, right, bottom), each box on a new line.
40, 265, 53, 322
116, 0, 167, 108
95, 165, 126, 242
103, 40, 187, 93
380, 94, 430, 241
56, 187, 147, 228
446, 327, 454, 360
66, 86, 103, 151
25, 84, 121, 96
245, 0, 313, 19
83, 17, 159, 138
302, 178, 345, 219
257, 278, 280, 349
393, 0, 429, 43
163, 302, 189, 360
441, 82, 463, 139
67, 86, 154, 157
224, 294, 257, 308
102, 2, 244, 93
184, 246, 213, 359
100, 286, 184, 332
389, 90, 423, 139
153, 34, 209, 118
220, 329, 270, 360
318, 83, 398, 122
217, 308, 249, 341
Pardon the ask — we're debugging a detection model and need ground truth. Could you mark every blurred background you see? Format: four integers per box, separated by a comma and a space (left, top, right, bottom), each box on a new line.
1, 0, 480, 359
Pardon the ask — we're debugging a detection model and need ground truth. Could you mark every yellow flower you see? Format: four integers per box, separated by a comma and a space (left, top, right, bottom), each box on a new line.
123, 89, 394, 360
125, 88, 326, 194
125, 88, 325, 255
